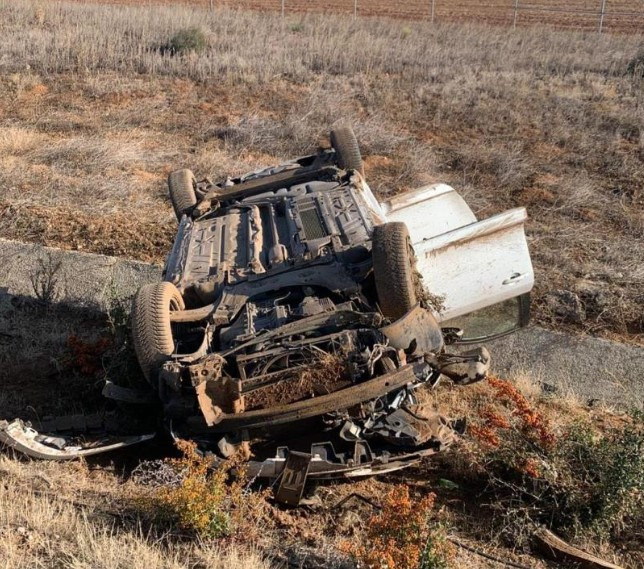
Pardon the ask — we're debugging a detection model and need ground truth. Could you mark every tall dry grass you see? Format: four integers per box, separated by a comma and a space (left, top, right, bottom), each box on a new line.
0, 0, 642, 340
0, 456, 271, 569
1, 1, 640, 81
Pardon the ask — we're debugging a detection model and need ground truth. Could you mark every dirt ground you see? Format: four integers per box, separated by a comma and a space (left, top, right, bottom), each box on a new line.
70, 0, 644, 33
0, 2, 642, 344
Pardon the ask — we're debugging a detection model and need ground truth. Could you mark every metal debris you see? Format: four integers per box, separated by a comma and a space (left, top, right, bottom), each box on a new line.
0, 419, 154, 460
3, 128, 534, 492
275, 451, 312, 506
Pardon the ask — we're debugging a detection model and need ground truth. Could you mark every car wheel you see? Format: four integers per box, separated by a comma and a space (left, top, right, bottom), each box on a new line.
168, 169, 197, 221
372, 222, 417, 320
131, 282, 185, 387
330, 126, 364, 175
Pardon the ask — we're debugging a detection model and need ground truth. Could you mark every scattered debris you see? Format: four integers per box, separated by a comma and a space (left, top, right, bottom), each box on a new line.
333, 492, 382, 511
533, 528, 625, 569
2, 128, 534, 507
0, 419, 154, 460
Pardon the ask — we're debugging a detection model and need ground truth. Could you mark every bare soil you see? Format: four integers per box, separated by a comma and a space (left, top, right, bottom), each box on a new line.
70, 0, 644, 33
244, 356, 352, 410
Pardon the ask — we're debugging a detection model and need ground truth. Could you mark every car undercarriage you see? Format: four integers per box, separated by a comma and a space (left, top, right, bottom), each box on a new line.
0, 127, 533, 502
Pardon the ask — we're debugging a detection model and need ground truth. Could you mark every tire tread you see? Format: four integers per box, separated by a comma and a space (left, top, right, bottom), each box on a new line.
131, 282, 184, 386
330, 126, 364, 175
168, 169, 197, 221
372, 222, 417, 320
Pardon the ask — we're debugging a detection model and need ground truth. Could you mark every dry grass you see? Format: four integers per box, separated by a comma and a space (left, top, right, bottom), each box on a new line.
67, 0, 644, 33
1, 280, 641, 566
0, 1, 641, 342
0, 449, 547, 569
0, 456, 271, 569
422, 372, 644, 569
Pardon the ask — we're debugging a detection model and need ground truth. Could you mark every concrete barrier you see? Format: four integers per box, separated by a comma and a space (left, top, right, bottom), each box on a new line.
0, 238, 161, 311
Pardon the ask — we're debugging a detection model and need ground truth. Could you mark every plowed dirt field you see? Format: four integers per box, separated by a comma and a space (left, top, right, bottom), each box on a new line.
72, 0, 644, 32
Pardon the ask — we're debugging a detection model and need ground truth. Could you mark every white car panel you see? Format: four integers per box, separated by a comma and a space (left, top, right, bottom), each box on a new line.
380, 184, 477, 243
378, 182, 534, 322
414, 207, 534, 321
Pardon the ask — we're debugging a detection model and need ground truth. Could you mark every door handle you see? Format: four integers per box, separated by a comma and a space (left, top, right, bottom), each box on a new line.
503, 272, 526, 285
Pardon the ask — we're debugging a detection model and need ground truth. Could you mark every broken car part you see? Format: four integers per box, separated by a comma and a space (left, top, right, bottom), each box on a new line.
0, 419, 155, 460
437, 347, 491, 385
3, 127, 533, 492
275, 451, 312, 506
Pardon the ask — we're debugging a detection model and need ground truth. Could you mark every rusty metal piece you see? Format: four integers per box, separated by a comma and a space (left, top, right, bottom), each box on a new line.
189, 353, 235, 425
187, 353, 225, 387
275, 451, 312, 506
188, 364, 417, 433
380, 304, 444, 356
196, 382, 223, 426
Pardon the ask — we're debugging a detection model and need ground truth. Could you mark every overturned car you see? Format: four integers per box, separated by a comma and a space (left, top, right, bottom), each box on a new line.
1, 128, 533, 494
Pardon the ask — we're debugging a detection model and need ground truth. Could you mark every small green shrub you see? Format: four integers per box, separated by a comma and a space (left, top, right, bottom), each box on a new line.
168, 27, 207, 55
625, 48, 644, 78
456, 378, 644, 546
558, 416, 644, 538
153, 441, 268, 540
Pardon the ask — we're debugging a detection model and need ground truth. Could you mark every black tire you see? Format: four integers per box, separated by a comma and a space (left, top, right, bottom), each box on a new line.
372, 222, 417, 320
131, 282, 184, 387
330, 126, 364, 175
168, 169, 197, 221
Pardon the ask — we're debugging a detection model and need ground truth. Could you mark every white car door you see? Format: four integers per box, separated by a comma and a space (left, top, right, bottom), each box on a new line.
378, 183, 534, 338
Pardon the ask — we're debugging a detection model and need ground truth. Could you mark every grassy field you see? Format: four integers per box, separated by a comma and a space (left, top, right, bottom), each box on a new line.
69, 0, 644, 33
0, 0, 642, 343
0, 454, 271, 569
0, 3, 643, 565
1, 297, 641, 568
